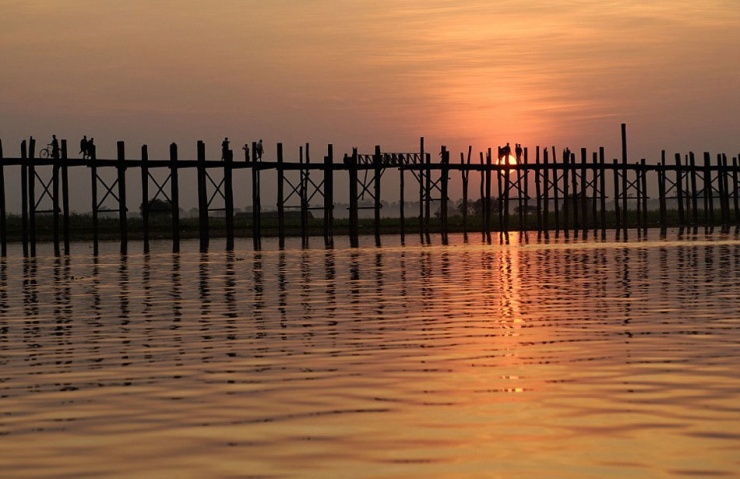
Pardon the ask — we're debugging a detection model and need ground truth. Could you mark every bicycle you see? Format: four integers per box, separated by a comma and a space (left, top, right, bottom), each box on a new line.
39, 144, 56, 159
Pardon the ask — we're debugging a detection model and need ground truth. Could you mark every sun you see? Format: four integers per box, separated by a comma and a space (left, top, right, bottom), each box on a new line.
498, 154, 518, 166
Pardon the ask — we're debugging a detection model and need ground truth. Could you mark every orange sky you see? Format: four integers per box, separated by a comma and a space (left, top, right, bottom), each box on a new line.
1, 0, 739, 208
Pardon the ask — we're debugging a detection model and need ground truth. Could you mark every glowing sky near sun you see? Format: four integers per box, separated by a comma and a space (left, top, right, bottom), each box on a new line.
1, 0, 739, 208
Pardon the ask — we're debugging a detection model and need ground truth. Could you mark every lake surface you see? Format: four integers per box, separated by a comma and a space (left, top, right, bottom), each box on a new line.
1, 230, 739, 478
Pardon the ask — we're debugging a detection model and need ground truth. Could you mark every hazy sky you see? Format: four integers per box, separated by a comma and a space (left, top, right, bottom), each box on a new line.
2, 0, 739, 210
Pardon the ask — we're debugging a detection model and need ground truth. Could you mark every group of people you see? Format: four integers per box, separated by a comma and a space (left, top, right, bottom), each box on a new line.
497, 142, 525, 162
79, 135, 95, 159
43, 134, 94, 160
221, 137, 264, 162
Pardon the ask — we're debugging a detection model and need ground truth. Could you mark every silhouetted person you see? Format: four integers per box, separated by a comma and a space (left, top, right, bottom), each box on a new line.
80, 135, 89, 159
563, 147, 571, 162
87, 138, 96, 159
221, 137, 230, 161
515, 143, 522, 161
256, 139, 263, 160
242, 144, 250, 163
51, 135, 60, 160
498, 143, 511, 162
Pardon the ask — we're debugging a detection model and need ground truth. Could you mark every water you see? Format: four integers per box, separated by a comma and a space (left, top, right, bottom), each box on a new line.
1, 230, 739, 478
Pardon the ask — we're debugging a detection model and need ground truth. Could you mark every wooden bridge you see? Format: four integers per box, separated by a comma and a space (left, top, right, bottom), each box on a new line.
0, 124, 738, 257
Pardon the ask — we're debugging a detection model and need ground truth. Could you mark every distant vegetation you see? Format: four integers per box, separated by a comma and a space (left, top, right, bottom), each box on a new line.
0, 206, 733, 243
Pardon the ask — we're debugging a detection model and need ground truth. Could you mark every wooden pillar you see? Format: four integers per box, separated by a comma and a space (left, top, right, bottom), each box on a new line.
562, 151, 570, 232
580, 148, 588, 232
277, 143, 285, 248
599, 147, 606, 232
543, 147, 550, 233
689, 153, 698, 224
635, 161, 642, 229
53, 140, 62, 256
420, 137, 428, 237
90, 141, 98, 255
299, 144, 308, 248
733, 156, 739, 223
117, 141, 127, 255
197, 141, 208, 252
440, 146, 449, 241
659, 151, 667, 227
251, 142, 261, 251
0, 140, 5, 257
591, 151, 598, 232
169, 143, 179, 253
424, 150, 431, 236
523, 147, 529, 231
485, 149, 492, 235
552, 147, 560, 232
502, 158, 510, 232
612, 159, 621, 229
621, 124, 628, 231
570, 151, 578, 230
675, 153, 685, 225
461, 150, 470, 236
718, 154, 728, 225
374, 145, 382, 246
703, 152, 713, 224
640, 158, 648, 229
62, 141, 70, 255
29, 137, 36, 256
224, 141, 234, 251
324, 144, 334, 248
516, 156, 524, 229
725, 154, 734, 225
419, 150, 425, 240
400, 153, 406, 242
348, 148, 359, 247
496, 156, 503, 231
141, 144, 150, 253
21, 141, 29, 256
535, 147, 542, 232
